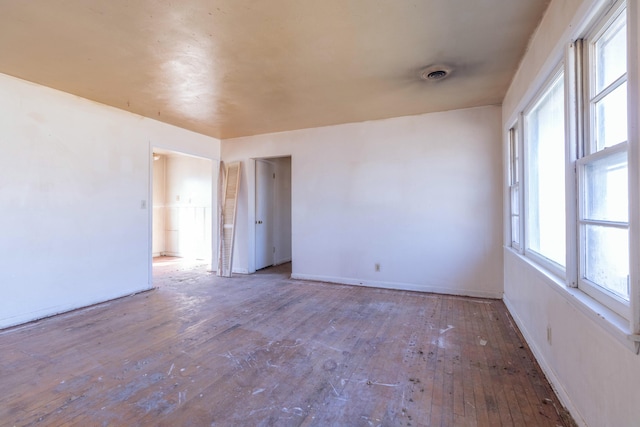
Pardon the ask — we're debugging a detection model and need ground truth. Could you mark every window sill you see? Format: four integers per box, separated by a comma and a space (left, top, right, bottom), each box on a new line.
505, 247, 638, 354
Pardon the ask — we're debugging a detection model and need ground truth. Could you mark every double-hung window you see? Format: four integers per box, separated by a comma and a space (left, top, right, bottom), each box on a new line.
508, 0, 636, 339
524, 71, 566, 271
508, 126, 521, 250
577, 4, 630, 315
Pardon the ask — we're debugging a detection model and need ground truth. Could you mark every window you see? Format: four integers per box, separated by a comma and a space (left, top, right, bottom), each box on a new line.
577, 5, 630, 314
508, 126, 521, 249
524, 71, 566, 269
506, 0, 637, 342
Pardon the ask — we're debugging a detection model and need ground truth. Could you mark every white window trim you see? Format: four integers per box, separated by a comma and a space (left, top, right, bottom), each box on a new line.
505, 0, 640, 353
627, 0, 640, 338
565, 40, 582, 289
522, 65, 567, 279
508, 125, 523, 251
584, 4, 628, 156
577, 1, 631, 318
576, 143, 629, 317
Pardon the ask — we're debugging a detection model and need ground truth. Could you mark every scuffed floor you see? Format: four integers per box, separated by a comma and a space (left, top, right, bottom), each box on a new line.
0, 260, 574, 426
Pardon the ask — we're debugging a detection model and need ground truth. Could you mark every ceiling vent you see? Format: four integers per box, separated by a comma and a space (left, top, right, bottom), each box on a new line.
419, 65, 452, 82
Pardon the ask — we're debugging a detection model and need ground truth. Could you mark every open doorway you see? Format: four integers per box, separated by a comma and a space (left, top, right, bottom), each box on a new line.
254, 156, 292, 271
151, 149, 214, 273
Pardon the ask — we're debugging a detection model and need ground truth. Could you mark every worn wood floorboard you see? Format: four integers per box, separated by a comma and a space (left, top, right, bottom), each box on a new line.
0, 258, 575, 426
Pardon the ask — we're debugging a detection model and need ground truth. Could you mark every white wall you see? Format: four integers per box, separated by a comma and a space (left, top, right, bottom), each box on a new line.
0, 73, 219, 328
223, 106, 503, 298
504, 251, 640, 427
502, 1, 640, 426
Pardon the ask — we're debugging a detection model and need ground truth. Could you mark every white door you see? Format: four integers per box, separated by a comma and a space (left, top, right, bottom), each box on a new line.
255, 160, 275, 270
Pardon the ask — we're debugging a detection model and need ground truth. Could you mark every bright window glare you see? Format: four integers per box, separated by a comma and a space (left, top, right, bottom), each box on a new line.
582, 151, 629, 299
584, 151, 628, 223
509, 128, 521, 248
584, 225, 629, 299
595, 82, 627, 150
582, 7, 630, 303
595, 13, 626, 92
526, 74, 566, 267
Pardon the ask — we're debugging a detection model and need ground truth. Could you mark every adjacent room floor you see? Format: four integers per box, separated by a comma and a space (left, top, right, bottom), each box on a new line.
0, 260, 574, 426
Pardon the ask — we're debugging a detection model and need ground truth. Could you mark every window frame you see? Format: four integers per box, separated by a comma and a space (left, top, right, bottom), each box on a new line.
577, 144, 631, 316
577, 1, 631, 318
505, 0, 640, 352
585, 5, 628, 157
522, 66, 567, 278
508, 125, 523, 251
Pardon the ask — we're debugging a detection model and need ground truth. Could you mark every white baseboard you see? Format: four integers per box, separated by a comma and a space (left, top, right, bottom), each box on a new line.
0, 285, 153, 330
290, 273, 503, 299
503, 296, 587, 427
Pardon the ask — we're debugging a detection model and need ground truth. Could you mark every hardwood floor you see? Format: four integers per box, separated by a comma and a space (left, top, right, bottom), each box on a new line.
0, 260, 575, 426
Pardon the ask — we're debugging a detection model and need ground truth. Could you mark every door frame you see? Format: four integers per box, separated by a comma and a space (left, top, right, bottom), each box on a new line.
148, 143, 219, 282
248, 155, 292, 274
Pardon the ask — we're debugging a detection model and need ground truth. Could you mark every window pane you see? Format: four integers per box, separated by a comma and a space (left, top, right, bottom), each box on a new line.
526, 74, 566, 266
595, 12, 626, 93
511, 184, 520, 247
584, 224, 629, 300
509, 128, 519, 185
511, 185, 520, 215
509, 127, 520, 248
512, 216, 520, 245
584, 150, 628, 222
595, 82, 627, 150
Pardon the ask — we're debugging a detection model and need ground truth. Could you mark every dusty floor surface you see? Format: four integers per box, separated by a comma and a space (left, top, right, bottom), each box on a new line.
0, 259, 575, 426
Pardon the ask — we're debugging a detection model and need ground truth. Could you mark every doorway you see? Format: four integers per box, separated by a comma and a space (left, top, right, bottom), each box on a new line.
254, 156, 292, 271
151, 149, 214, 272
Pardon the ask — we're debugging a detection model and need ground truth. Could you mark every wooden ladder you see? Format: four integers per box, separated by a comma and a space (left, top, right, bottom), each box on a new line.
217, 161, 241, 277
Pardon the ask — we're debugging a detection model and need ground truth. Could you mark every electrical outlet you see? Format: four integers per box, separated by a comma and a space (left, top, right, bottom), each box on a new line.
375, 263, 380, 272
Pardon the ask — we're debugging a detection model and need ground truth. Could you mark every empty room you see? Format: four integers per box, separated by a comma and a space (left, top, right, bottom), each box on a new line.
1, 0, 639, 426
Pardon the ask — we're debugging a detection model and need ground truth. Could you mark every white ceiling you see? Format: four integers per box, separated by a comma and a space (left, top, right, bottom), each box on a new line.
0, 1, 550, 139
